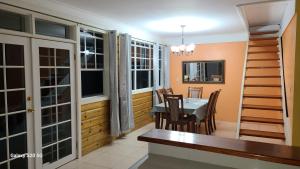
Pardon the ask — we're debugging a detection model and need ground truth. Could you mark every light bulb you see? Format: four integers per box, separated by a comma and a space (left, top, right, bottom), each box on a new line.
186, 44, 195, 52
171, 46, 179, 53
179, 45, 186, 52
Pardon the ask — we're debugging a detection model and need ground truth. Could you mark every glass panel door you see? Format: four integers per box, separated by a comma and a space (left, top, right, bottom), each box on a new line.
0, 34, 33, 169
32, 39, 75, 169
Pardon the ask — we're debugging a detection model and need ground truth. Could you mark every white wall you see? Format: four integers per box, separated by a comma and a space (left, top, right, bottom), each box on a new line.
280, 0, 296, 36
162, 32, 248, 45
148, 143, 300, 169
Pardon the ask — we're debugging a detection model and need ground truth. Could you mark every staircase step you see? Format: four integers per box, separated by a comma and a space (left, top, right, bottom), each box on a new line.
245, 75, 281, 78
249, 44, 278, 47
248, 51, 278, 54
243, 94, 282, 99
242, 104, 283, 111
241, 116, 284, 124
246, 66, 280, 69
250, 37, 278, 41
240, 136, 285, 144
250, 31, 278, 35
239, 129, 285, 140
247, 58, 280, 61
244, 84, 281, 87
242, 110, 283, 119
249, 40, 278, 44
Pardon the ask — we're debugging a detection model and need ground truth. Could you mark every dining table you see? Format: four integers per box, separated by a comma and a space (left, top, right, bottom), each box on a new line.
151, 98, 209, 129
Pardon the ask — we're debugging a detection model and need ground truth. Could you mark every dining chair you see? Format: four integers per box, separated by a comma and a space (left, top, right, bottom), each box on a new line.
155, 89, 167, 129
155, 89, 165, 104
163, 94, 196, 132
211, 89, 221, 131
188, 87, 203, 98
164, 88, 174, 94
198, 91, 217, 135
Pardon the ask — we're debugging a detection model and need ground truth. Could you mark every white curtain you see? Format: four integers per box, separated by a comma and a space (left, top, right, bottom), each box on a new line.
152, 43, 159, 105
108, 30, 121, 136
119, 33, 134, 132
164, 46, 171, 88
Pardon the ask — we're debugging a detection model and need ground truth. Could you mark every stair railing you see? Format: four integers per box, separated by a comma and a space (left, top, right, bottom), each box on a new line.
278, 36, 291, 145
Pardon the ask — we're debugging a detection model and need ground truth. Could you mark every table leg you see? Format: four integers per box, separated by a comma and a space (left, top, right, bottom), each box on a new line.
155, 112, 161, 129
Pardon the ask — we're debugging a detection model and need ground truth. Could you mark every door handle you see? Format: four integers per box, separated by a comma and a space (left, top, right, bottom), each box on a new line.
27, 108, 35, 113
27, 96, 34, 113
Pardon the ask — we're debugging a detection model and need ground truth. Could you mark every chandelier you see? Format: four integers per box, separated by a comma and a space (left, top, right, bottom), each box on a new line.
171, 25, 195, 55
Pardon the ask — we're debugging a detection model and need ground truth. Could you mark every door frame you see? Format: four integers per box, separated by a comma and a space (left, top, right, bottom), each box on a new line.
31, 39, 76, 169
0, 33, 34, 169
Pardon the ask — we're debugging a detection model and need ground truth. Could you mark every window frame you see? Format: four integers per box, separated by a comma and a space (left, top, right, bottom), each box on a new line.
0, 5, 33, 36
32, 12, 77, 41
78, 26, 108, 103
35, 18, 71, 39
131, 40, 154, 92
0, 5, 77, 44
158, 45, 165, 87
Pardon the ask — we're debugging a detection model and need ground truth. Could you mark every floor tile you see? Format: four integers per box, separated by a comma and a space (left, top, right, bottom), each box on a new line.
59, 160, 111, 169
60, 121, 286, 169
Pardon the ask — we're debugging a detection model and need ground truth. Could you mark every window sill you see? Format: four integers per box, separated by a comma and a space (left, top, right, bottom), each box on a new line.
132, 88, 153, 95
80, 95, 109, 105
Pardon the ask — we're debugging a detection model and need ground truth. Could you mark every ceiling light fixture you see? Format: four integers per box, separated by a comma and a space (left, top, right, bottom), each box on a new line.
171, 25, 195, 55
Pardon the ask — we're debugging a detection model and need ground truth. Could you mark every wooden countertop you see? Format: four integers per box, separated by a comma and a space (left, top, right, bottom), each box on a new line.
137, 129, 300, 166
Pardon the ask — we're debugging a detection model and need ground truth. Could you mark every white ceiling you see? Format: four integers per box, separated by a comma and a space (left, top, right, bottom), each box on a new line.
50, 0, 280, 38
241, 0, 292, 27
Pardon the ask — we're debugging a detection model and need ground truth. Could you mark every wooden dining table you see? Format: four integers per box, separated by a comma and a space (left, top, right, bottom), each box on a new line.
151, 98, 209, 129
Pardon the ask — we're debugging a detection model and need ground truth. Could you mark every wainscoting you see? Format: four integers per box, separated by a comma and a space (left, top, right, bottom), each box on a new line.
81, 91, 153, 156
81, 100, 112, 155
132, 92, 153, 130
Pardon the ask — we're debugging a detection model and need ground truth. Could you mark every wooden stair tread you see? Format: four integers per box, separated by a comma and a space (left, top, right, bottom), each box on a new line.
243, 94, 282, 99
249, 44, 278, 47
244, 84, 281, 87
246, 66, 280, 69
239, 129, 285, 140
245, 75, 281, 78
248, 51, 278, 54
248, 42, 278, 48
250, 37, 278, 41
250, 31, 278, 35
241, 116, 284, 124
242, 104, 283, 111
247, 58, 279, 61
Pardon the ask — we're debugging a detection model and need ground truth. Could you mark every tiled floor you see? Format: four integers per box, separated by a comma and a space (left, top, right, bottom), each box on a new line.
58, 121, 236, 169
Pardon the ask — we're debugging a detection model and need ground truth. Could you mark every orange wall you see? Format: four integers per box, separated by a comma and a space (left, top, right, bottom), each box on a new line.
292, 1, 300, 147
282, 14, 297, 131
170, 42, 247, 122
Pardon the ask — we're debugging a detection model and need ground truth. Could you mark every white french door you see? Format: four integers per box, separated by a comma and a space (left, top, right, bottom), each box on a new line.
32, 39, 76, 169
0, 34, 34, 169
0, 34, 76, 169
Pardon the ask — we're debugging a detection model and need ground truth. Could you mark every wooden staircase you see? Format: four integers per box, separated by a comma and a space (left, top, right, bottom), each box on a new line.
237, 30, 286, 144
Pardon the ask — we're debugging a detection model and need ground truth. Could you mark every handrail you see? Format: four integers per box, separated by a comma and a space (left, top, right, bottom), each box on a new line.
280, 37, 289, 118
279, 36, 291, 145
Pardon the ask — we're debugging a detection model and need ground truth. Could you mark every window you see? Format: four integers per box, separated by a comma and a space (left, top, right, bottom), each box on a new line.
80, 28, 104, 98
158, 46, 164, 86
35, 19, 70, 39
131, 40, 153, 90
0, 9, 27, 32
